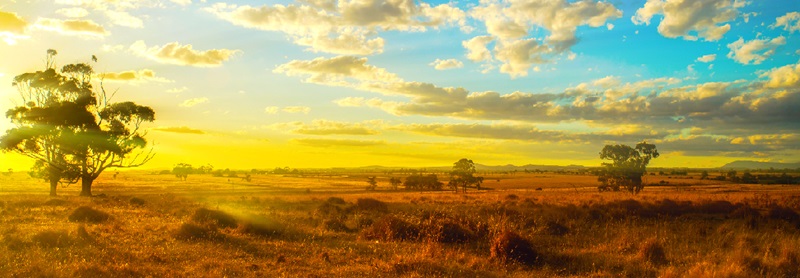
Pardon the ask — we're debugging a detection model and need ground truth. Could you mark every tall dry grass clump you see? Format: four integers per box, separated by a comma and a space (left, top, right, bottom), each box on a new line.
638, 238, 668, 265
192, 208, 237, 228
353, 198, 388, 213
174, 222, 224, 241
68, 206, 110, 223
359, 215, 420, 241
32, 230, 72, 248
490, 230, 537, 265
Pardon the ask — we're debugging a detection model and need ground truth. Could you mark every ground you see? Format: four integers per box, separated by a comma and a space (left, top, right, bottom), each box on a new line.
1, 171, 799, 277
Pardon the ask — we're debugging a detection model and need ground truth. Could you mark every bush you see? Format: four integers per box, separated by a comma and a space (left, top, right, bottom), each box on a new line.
326, 197, 346, 205
68, 206, 110, 223
354, 198, 388, 213
698, 200, 738, 214
490, 231, 537, 265
32, 230, 72, 248
425, 221, 474, 243
316, 202, 343, 217
192, 208, 237, 228
543, 221, 569, 236
322, 218, 351, 233
638, 238, 668, 265
129, 197, 146, 206
174, 222, 224, 241
237, 218, 283, 237
359, 215, 419, 241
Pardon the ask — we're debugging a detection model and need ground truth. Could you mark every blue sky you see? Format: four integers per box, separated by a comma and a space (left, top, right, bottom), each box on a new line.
0, 0, 799, 169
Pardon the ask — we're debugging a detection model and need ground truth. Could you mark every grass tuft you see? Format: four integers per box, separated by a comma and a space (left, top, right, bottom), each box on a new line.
639, 238, 668, 265
32, 230, 72, 248
174, 222, 224, 241
129, 197, 146, 206
359, 215, 419, 241
68, 206, 110, 223
353, 198, 388, 213
490, 230, 537, 265
192, 208, 237, 228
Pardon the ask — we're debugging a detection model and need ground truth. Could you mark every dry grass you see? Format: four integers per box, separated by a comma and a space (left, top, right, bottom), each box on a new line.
1, 171, 799, 276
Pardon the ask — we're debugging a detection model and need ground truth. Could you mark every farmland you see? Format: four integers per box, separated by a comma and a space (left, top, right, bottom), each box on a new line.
2, 170, 800, 277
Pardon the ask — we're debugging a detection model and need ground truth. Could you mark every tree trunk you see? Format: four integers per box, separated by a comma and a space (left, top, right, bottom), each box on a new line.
79, 176, 94, 196
49, 178, 58, 197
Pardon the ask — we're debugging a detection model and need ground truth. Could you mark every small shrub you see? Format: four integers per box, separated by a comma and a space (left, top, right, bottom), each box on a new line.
322, 218, 351, 232
237, 218, 283, 237
192, 208, 237, 228
316, 202, 343, 217
505, 194, 519, 200
174, 222, 223, 241
639, 238, 668, 265
76, 225, 93, 243
32, 230, 72, 248
359, 215, 419, 241
43, 199, 69, 206
426, 221, 474, 243
490, 230, 537, 265
543, 221, 569, 236
354, 198, 388, 213
68, 206, 110, 223
326, 197, 346, 205
129, 197, 146, 206
698, 200, 738, 214
767, 206, 800, 222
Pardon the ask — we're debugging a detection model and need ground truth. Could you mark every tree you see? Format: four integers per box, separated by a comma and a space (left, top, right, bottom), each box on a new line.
366, 176, 377, 190
1, 49, 84, 196
700, 170, 709, 180
173, 163, 193, 181
448, 158, 484, 193
597, 142, 659, 194
1, 50, 155, 196
389, 177, 402, 190
403, 174, 443, 190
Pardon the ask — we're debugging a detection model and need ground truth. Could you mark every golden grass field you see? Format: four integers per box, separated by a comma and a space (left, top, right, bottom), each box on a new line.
2, 170, 800, 277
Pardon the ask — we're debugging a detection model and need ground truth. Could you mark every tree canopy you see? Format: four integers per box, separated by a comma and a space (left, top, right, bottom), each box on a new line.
597, 142, 659, 194
0, 49, 155, 196
448, 158, 484, 193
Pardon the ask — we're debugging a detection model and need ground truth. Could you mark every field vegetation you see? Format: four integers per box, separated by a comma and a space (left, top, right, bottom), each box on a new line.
1, 170, 800, 277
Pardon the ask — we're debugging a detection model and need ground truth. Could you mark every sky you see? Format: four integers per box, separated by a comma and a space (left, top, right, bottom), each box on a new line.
0, 0, 799, 170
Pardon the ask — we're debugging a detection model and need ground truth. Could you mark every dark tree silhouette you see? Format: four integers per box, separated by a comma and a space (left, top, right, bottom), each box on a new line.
1, 50, 155, 196
1, 50, 83, 196
448, 158, 484, 193
366, 176, 377, 190
173, 163, 193, 181
389, 177, 402, 190
597, 142, 659, 194
403, 174, 443, 190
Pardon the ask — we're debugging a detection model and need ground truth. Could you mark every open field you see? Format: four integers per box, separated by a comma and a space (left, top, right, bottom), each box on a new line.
2, 171, 800, 277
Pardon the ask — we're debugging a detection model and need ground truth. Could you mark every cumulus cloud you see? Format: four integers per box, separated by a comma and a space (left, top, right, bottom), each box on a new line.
283, 106, 311, 114
33, 18, 109, 38
277, 55, 800, 142
292, 138, 385, 147
166, 87, 189, 93
726, 36, 786, 65
632, 0, 741, 41
696, 54, 716, 63
206, 0, 465, 55
761, 61, 800, 89
153, 126, 205, 134
429, 59, 463, 70
98, 69, 171, 83
56, 8, 89, 18
465, 0, 621, 76
0, 10, 29, 44
772, 12, 800, 33
264, 106, 279, 114
274, 55, 401, 86
180, 97, 209, 107
130, 40, 240, 67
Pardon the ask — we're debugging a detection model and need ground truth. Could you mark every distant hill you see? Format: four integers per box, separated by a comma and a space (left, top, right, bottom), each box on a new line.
355, 163, 586, 172
720, 160, 800, 170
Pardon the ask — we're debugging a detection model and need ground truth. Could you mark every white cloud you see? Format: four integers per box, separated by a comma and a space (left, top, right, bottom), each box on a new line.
283, 106, 311, 114
463, 35, 494, 62
0, 10, 29, 45
607, 23, 614, 30
632, 0, 741, 41
274, 55, 401, 86
696, 54, 716, 63
98, 69, 172, 83
772, 12, 800, 33
130, 40, 240, 67
761, 61, 800, 89
264, 106, 279, 114
180, 97, 208, 107
494, 38, 549, 78
33, 18, 109, 38
429, 59, 463, 70
207, 0, 465, 56
171, 0, 192, 6
56, 8, 89, 18
166, 87, 188, 93
592, 76, 621, 88
727, 36, 786, 65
